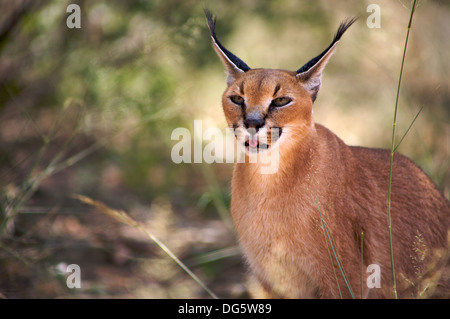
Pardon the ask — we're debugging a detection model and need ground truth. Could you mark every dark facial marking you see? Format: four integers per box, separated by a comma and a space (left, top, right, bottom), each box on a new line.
239, 81, 245, 95
273, 83, 281, 97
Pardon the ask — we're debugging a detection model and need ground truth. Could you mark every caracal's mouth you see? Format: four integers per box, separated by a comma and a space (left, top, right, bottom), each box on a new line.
241, 127, 283, 153
244, 136, 269, 152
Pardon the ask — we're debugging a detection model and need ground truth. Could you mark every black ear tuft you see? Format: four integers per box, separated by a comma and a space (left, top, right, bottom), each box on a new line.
333, 17, 359, 43
204, 9, 251, 72
296, 17, 358, 75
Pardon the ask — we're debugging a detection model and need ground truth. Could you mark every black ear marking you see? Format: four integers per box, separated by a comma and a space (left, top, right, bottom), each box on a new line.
296, 17, 358, 75
204, 9, 251, 72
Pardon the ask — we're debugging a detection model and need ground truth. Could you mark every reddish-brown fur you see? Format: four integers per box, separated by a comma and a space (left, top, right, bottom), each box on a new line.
208, 15, 450, 298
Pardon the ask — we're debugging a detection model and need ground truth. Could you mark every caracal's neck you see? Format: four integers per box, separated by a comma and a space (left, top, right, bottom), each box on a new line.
233, 125, 318, 193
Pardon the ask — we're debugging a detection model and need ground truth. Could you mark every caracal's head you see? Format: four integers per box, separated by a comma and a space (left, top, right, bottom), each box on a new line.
205, 10, 356, 155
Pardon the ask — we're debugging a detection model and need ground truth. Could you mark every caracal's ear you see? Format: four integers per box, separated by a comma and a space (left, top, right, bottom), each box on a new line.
296, 18, 358, 102
205, 9, 251, 85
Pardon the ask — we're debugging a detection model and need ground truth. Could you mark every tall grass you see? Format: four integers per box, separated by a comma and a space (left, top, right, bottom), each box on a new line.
0, 102, 86, 237
386, 0, 418, 299
74, 194, 219, 299
360, 231, 364, 299
313, 180, 354, 298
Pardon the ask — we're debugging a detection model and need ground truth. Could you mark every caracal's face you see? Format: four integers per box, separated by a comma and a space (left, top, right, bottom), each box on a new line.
222, 69, 314, 155
206, 10, 356, 156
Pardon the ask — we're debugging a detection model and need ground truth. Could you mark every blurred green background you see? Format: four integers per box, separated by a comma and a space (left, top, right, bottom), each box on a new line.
0, 0, 448, 298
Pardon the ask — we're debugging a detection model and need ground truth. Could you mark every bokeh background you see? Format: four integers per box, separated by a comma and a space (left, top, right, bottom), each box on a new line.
0, 0, 448, 298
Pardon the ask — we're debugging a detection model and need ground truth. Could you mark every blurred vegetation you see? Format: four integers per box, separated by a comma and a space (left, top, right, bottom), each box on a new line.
0, 0, 448, 298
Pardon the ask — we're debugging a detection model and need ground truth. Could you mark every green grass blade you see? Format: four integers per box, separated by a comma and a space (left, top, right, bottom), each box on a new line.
74, 194, 219, 299
314, 195, 355, 298
393, 105, 423, 152
322, 224, 343, 298
387, 0, 417, 299
394, 85, 439, 152
360, 231, 364, 299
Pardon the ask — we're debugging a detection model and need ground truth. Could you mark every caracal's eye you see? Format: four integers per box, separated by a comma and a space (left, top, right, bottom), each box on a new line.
230, 95, 244, 106
271, 97, 292, 107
